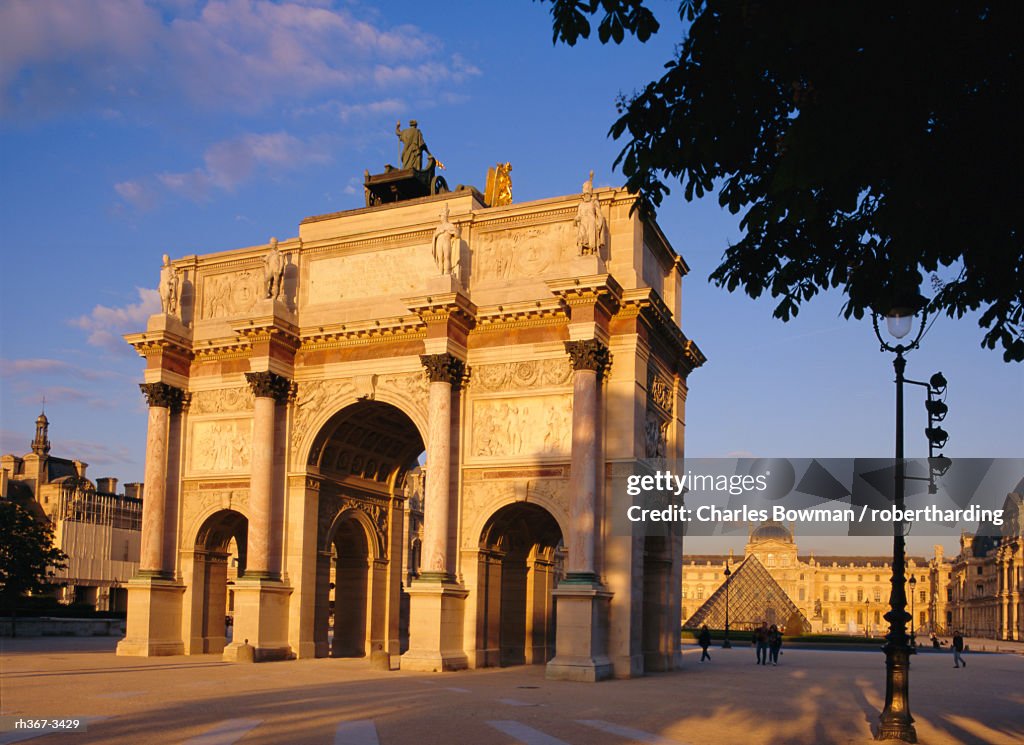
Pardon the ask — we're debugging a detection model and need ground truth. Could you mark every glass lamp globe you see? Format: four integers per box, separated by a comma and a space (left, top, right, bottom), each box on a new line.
885, 311, 914, 340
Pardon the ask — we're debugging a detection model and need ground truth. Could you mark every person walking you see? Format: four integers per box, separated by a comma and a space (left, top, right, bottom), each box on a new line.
952, 630, 967, 668
754, 622, 769, 665
698, 624, 712, 663
768, 624, 783, 666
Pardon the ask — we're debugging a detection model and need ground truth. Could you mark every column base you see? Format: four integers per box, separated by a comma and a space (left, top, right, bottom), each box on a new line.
545, 583, 613, 682
223, 577, 294, 663
401, 580, 469, 672
116, 576, 185, 657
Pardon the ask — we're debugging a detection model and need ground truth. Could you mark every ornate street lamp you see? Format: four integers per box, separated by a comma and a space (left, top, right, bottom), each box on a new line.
909, 575, 917, 647
872, 291, 928, 743
722, 561, 732, 648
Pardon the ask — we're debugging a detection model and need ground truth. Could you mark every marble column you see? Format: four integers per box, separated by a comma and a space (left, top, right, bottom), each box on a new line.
546, 339, 613, 681
418, 353, 464, 581
563, 339, 610, 582
402, 353, 469, 672
244, 371, 290, 579
138, 382, 183, 577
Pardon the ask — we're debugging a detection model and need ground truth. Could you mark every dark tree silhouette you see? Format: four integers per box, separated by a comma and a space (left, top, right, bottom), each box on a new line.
539, 0, 1023, 361
0, 500, 68, 633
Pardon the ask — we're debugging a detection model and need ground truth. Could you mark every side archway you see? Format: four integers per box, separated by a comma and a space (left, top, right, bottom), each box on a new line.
186, 509, 247, 654
474, 503, 564, 667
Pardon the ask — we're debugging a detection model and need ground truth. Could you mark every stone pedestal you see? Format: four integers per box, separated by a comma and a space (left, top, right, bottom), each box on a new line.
116, 576, 185, 656
222, 578, 294, 662
146, 312, 191, 338
567, 253, 607, 278
545, 584, 613, 682
424, 273, 464, 295
401, 581, 469, 672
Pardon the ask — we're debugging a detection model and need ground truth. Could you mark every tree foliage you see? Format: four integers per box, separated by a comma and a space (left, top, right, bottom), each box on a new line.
0, 500, 67, 607
539, 0, 1024, 360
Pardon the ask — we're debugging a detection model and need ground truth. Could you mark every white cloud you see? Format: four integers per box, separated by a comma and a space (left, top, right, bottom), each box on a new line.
0, 0, 479, 118
0, 358, 119, 382
121, 130, 333, 205
69, 287, 161, 352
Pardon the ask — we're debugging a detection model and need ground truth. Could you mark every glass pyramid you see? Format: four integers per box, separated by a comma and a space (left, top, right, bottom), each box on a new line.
684, 554, 811, 632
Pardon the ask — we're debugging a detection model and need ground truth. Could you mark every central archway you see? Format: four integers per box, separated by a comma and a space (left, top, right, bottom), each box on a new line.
308, 399, 425, 659
476, 503, 564, 667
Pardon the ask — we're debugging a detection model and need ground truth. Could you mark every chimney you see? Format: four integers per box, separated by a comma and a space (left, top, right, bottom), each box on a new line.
97, 477, 118, 494
73, 460, 88, 478
124, 482, 144, 500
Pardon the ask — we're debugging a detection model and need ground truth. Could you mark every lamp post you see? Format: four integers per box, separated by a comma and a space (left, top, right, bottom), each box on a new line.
872, 294, 927, 744
722, 562, 732, 648
909, 575, 917, 647
866, 599, 871, 640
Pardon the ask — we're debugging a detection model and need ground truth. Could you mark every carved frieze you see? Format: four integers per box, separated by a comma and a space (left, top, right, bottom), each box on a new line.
471, 395, 572, 458
189, 387, 255, 415
290, 379, 356, 461
647, 369, 673, 415
307, 245, 435, 305
472, 222, 574, 282
460, 478, 569, 549
471, 359, 571, 392
188, 418, 253, 474
200, 269, 262, 320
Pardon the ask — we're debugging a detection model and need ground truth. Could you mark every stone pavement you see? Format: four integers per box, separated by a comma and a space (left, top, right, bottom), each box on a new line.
1, 638, 1021, 745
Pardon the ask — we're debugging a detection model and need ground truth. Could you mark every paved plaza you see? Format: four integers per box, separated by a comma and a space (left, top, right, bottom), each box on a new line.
1, 638, 1021, 745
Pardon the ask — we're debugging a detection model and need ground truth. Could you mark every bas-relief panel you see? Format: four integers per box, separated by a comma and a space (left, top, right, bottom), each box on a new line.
200, 269, 263, 320
306, 246, 436, 305
189, 387, 254, 415
471, 394, 572, 459
188, 418, 253, 474
471, 222, 575, 283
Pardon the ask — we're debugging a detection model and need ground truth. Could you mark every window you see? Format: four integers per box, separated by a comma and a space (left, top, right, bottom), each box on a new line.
975, 583, 984, 596
697, 586, 704, 600
977, 566, 984, 575
875, 575, 880, 582
823, 610, 830, 624
840, 588, 847, 602
857, 588, 863, 602
767, 553, 776, 568
841, 574, 846, 581
874, 610, 881, 624
799, 588, 806, 601
800, 573, 805, 580
946, 589, 953, 602
681, 589, 687, 599
857, 610, 864, 624
858, 575, 863, 582
920, 610, 926, 625
840, 609, 847, 624
874, 589, 881, 603
919, 590, 926, 603
823, 588, 830, 601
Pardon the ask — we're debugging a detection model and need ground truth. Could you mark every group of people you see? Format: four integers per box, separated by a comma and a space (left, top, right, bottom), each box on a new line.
697, 625, 971, 670
696, 622, 784, 665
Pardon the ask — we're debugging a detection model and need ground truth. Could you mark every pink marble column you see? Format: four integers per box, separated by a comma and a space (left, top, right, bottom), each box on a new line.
245, 371, 290, 579
138, 383, 183, 577
564, 339, 610, 582
419, 353, 464, 581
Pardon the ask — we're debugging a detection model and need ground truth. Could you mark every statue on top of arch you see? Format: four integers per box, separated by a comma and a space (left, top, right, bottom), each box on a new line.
575, 170, 607, 256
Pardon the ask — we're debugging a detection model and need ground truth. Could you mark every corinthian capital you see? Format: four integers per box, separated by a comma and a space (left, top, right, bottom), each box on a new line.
565, 339, 611, 379
245, 371, 292, 402
420, 353, 465, 389
139, 382, 185, 411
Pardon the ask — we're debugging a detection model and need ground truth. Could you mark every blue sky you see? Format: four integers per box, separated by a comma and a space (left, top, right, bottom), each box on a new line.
1, 1, 1021, 554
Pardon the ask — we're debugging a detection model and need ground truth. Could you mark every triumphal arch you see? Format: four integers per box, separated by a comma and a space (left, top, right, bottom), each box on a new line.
116, 160, 704, 680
